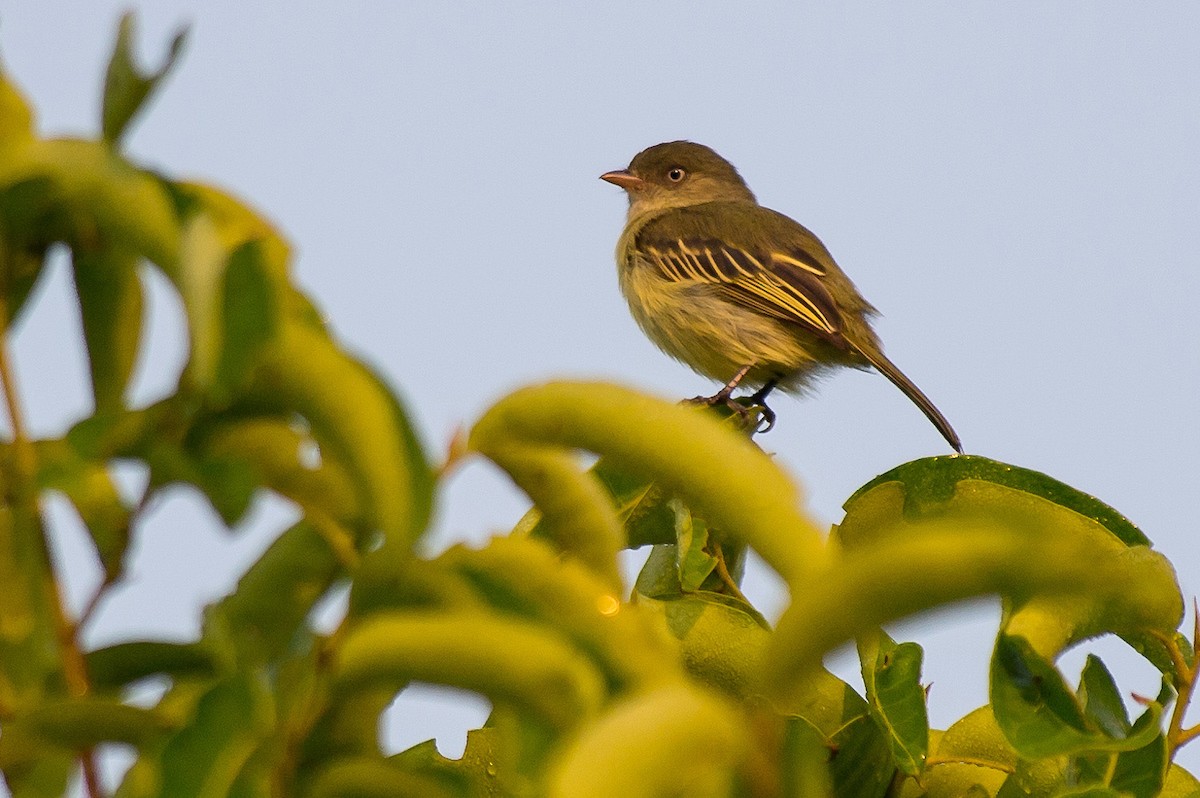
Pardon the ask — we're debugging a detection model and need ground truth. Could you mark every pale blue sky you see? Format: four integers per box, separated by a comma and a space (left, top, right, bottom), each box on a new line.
3, 2, 1199, 789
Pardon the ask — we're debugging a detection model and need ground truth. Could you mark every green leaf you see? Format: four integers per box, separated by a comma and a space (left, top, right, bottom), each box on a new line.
1079, 655, 1130, 738
835, 455, 1182, 662
194, 415, 361, 529
212, 520, 346, 665
86, 641, 219, 690
21, 697, 169, 749
0, 67, 35, 144
71, 244, 144, 414
990, 635, 1161, 759
774, 670, 894, 798
593, 457, 675, 547
671, 498, 718, 591
438, 536, 679, 692
922, 707, 1015, 797
0, 176, 54, 321
1110, 731, 1167, 798
334, 609, 608, 730
781, 717, 834, 798
470, 381, 824, 586
0, 504, 62, 714
307, 757, 461, 798
210, 241, 281, 402
102, 13, 187, 146
636, 590, 769, 699
846, 455, 1147, 547
858, 630, 929, 777
244, 323, 433, 551
1162, 764, 1200, 797
155, 675, 274, 798
546, 684, 748, 798
36, 439, 132, 581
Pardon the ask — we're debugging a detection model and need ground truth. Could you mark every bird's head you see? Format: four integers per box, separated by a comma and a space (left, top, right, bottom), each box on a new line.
601, 141, 756, 217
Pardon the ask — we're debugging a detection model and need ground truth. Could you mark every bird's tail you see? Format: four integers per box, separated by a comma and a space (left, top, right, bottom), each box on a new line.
858, 347, 963, 453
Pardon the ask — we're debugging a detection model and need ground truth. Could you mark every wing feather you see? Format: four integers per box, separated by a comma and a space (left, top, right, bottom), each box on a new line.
637, 233, 845, 344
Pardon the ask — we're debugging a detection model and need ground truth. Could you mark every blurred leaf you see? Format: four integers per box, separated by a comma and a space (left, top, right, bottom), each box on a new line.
195, 415, 361, 528
3, 139, 180, 267
22, 697, 169, 749
71, 233, 144, 417
212, 241, 280, 402
440, 536, 679, 693
484, 442, 624, 588
334, 610, 607, 730
470, 381, 824, 586
0, 505, 61, 714
211, 520, 346, 665
245, 324, 433, 551
858, 629, 929, 777
307, 756, 461, 798
86, 641, 219, 690
547, 684, 748, 798
102, 13, 186, 146
0, 177, 55, 323
36, 438, 131, 580
991, 635, 1160, 759
386, 731, 499, 796
177, 211, 230, 392
296, 688, 394, 782
0, 67, 34, 144
155, 674, 274, 798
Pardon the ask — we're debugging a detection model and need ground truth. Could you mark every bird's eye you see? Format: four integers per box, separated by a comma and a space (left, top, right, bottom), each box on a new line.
666, 167, 686, 183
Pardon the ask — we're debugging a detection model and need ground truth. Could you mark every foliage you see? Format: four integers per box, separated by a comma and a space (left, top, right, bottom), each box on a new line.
2, 16, 1199, 798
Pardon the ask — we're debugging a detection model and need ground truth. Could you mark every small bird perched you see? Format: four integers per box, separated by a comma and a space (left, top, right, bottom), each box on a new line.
601, 140, 962, 453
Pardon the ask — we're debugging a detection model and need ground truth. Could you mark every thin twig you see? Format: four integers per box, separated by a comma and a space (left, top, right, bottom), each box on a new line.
2, 301, 104, 798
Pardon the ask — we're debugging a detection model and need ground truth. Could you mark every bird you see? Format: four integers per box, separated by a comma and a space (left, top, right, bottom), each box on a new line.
600, 140, 962, 453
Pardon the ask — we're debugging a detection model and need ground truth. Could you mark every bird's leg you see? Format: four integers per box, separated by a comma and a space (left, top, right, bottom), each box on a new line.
706, 364, 753, 405
683, 366, 780, 435
690, 365, 752, 411
745, 379, 779, 433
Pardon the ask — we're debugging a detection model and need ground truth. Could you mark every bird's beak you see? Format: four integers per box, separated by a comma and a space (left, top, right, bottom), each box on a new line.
600, 169, 645, 191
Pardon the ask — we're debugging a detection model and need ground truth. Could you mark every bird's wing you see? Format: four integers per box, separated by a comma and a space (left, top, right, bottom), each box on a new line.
636, 229, 847, 346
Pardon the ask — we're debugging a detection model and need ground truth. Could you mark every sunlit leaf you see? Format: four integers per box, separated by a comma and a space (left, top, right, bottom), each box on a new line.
637, 590, 768, 698
334, 610, 607, 731
0, 68, 35, 144
547, 684, 748, 798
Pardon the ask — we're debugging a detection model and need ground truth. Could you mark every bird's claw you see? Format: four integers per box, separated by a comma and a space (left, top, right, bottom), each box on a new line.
687, 391, 775, 435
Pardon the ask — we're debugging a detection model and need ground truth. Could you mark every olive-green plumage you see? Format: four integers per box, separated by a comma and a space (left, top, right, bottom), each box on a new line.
601, 140, 962, 453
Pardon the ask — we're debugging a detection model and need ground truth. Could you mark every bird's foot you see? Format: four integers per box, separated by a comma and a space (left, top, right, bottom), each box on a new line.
744, 384, 777, 433
686, 390, 772, 435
